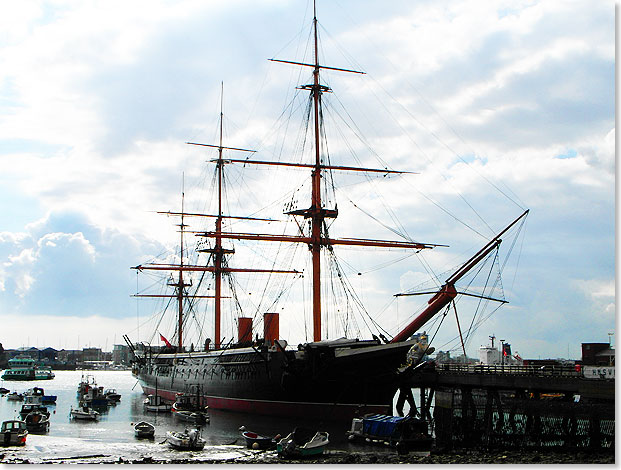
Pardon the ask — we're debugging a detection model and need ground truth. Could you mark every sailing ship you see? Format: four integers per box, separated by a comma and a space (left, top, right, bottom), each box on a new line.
127, 4, 528, 421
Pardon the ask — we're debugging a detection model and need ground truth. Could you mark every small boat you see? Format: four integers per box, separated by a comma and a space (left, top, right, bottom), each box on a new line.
76, 373, 96, 397
24, 410, 50, 434
242, 431, 277, 450
0, 387, 9, 394
70, 404, 100, 421
277, 428, 329, 459
19, 404, 49, 420
171, 389, 209, 423
6, 391, 24, 401
144, 394, 171, 412
24, 387, 57, 405
41, 394, 57, 405
345, 413, 432, 454
134, 421, 155, 439
104, 388, 121, 403
173, 409, 209, 424
36, 387, 57, 405
82, 386, 109, 408
166, 428, 205, 450
1, 420, 28, 446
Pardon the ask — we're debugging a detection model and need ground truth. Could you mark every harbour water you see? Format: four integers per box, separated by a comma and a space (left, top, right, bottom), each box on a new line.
0, 370, 396, 463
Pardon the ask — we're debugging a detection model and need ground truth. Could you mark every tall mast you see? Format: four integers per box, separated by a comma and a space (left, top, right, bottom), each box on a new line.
171, 181, 191, 350
178, 187, 185, 349
310, 3, 323, 341
214, 83, 224, 349
185, 88, 300, 350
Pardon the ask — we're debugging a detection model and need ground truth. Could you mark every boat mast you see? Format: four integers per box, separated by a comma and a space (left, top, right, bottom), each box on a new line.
170, 184, 192, 350
185, 87, 299, 349
214, 83, 225, 349
310, 3, 323, 341
178, 189, 185, 349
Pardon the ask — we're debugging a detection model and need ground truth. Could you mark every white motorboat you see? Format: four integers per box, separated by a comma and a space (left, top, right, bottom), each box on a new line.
70, 405, 100, 421
144, 394, 171, 412
166, 428, 205, 450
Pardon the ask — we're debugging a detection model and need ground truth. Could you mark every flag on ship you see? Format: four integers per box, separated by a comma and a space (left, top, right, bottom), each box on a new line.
160, 333, 172, 348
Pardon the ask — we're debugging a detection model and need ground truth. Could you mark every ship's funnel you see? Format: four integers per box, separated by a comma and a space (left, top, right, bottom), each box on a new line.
264, 313, 279, 345
238, 317, 252, 344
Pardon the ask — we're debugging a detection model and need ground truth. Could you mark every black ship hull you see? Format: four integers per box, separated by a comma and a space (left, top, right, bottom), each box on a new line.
134, 338, 414, 422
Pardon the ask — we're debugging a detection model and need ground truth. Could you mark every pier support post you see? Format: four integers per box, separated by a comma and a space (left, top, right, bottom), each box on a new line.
589, 414, 602, 450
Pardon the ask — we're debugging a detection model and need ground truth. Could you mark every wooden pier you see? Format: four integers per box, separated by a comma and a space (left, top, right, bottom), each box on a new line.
398, 364, 614, 451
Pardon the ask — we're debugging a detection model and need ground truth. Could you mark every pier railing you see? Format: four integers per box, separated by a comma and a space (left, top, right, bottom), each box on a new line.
436, 363, 582, 378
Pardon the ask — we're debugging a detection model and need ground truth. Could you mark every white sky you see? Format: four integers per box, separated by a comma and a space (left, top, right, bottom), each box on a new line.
0, 0, 615, 360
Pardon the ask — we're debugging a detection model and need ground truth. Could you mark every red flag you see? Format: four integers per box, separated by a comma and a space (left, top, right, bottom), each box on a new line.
160, 333, 172, 348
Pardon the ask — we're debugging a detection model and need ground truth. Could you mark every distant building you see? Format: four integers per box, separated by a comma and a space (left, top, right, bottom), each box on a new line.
10, 347, 41, 361
582, 342, 615, 366
435, 350, 477, 364
0, 343, 6, 369
453, 353, 478, 364
82, 348, 103, 362
57, 349, 83, 364
112, 344, 130, 365
39, 347, 58, 364
436, 350, 451, 363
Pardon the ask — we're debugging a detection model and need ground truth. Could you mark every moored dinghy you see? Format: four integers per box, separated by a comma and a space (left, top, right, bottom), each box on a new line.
242, 431, 277, 450
172, 390, 209, 423
6, 391, 23, 401
134, 421, 155, 438
277, 428, 329, 458
174, 409, 209, 424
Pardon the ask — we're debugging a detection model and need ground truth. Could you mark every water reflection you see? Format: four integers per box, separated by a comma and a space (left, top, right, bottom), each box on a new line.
0, 370, 394, 454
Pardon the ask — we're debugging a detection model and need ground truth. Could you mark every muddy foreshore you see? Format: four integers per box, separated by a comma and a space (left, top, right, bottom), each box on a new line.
2, 448, 614, 465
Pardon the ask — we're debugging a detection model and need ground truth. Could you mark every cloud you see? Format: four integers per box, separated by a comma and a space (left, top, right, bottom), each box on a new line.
0, 210, 165, 321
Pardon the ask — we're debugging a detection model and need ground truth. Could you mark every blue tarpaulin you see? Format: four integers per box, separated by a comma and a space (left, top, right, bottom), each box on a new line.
362, 414, 406, 438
